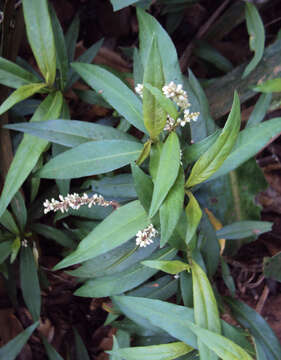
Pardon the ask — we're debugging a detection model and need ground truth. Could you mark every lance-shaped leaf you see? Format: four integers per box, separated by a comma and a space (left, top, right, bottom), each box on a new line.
186, 92, 240, 188
0, 322, 39, 360
191, 261, 221, 360
20, 247, 41, 321
131, 163, 153, 213
71, 63, 146, 133
0, 209, 19, 235
54, 200, 150, 270
38, 140, 143, 179
216, 221, 272, 240
142, 36, 166, 139
0, 92, 63, 218
75, 247, 176, 297
0, 57, 40, 88
41, 336, 64, 360
74, 329, 91, 360
149, 132, 180, 217
246, 93, 272, 128
242, 2, 265, 78
185, 191, 202, 247
5, 119, 136, 147
0, 83, 46, 116
108, 341, 194, 360
160, 167, 184, 247
22, 0, 56, 85
264, 252, 281, 282
142, 260, 189, 275
253, 78, 281, 93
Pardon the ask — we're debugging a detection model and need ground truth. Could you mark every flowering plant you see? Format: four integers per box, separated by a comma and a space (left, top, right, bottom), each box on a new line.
0, 1, 281, 359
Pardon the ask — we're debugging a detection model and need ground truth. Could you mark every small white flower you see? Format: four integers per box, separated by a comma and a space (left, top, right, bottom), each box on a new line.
135, 83, 143, 98
136, 224, 158, 248
22, 239, 28, 248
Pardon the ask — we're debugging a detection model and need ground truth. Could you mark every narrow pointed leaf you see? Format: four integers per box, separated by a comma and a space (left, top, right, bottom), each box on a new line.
186, 92, 240, 187
0, 241, 12, 264
253, 78, 281, 93
109, 341, 194, 360
54, 200, 150, 270
185, 191, 202, 246
0, 92, 63, 218
243, 3, 265, 78
142, 260, 189, 275
41, 337, 64, 360
71, 63, 146, 133
160, 168, 184, 247
22, 0, 56, 85
246, 93, 272, 128
142, 37, 166, 139
20, 247, 41, 321
74, 329, 90, 360
0, 83, 46, 116
0, 57, 40, 88
38, 140, 142, 179
131, 163, 153, 213
149, 132, 180, 217
0, 209, 19, 235
192, 261, 221, 360
65, 15, 80, 62
216, 221, 272, 240
0, 322, 39, 360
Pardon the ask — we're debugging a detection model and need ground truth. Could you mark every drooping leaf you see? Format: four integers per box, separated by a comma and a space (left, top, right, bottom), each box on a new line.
0, 83, 46, 116
216, 221, 272, 240
186, 92, 241, 187
225, 297, 281, 360
22, 0, 56, 85
263, 252, 281, 282
0, 322, 39, 360
0, 241, 12, 264
20, 247, 41, 321
0, 57, 40, 88
31, 223, 76, 249
71, 63, 146, 133
108, 341, 194, 360
0, 91, 63, 219
242, 2, 265, 78
38, 140, 142, 179
0, 209, 19, 235
160, 167, 184, 247
142, 36, 166, 139
149, 132, 180, 217
54, 200, 150, 270
191, 261, 221, 360
6, 119, 136, 147
41, 336, 64, 360
246, 93, 272, 128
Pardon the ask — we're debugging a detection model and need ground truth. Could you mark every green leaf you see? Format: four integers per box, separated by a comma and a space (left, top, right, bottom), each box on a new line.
54, 200, 150, 270
111, 0, 143, 11
186, 92, 241, 187
225, 297, 281, 360
220, 258, 236, 296
191, 261, 221, 360
216, 221, 272, 240
149, 142, 163, 182
186, 325, 253, 360
263, 252, 281, 282
183, 129, 221, 165
75, 247, 176, 297
246, 93, 272, 128
10, 237, 21, 264
136, 140, 152, 166
38, 140, 143, 179
31, 223, 76, 249
0, 57, 40, 88
142, 36, 166, 139
6, 119, 136, 147
142, 259, 189, 275
243, 2, 265, 78
185, 191, 202, 247
71, 63, 146, 133
131, 163, 153, 213
108, 341, 194, 360
144, 83, 179, 121
74, 329, 90, 360
0, 322, 39, 360
0, 83, 46, 116
160, 167, 184, 247
65, 14, 80, 63
41, 336, 64, 360
208, 118, 281, 181
20, 246, 41, 321
0, 209, 19, 235
252, 78, 281, 93
0, 91, 63, 219
149, 132, 180, 217
49, 4, 68, 89
11, 192, 27, 233
22, 0, 56, 85
0, 241, 12, 264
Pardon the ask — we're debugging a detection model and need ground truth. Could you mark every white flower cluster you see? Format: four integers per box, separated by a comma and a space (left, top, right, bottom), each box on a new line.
136, 224, 158, 247
135, 81, 199, 131
43, 193, 114, 214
